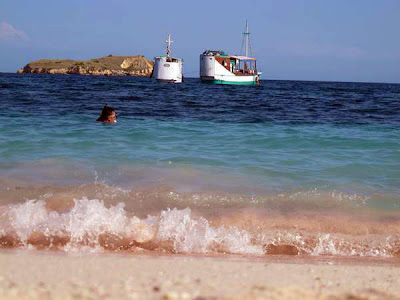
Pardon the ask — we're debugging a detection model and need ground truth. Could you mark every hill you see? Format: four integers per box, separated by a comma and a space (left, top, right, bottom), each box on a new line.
17, 55, 153, 76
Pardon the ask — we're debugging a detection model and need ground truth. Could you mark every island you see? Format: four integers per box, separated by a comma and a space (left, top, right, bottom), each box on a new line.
17, 55, 153, 76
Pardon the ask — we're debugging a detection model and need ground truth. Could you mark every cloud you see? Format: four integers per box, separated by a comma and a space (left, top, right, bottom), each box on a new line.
0, 22, 28, 41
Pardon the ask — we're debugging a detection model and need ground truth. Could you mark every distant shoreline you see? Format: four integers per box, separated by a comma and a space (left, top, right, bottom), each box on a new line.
16, 55, 153, 77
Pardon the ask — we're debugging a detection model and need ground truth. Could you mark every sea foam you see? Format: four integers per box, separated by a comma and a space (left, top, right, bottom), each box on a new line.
1, 198, 263, 255
1, 197, 400, 258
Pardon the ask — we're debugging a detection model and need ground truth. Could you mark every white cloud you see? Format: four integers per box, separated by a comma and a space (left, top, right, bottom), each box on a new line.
0, 22, 28, 41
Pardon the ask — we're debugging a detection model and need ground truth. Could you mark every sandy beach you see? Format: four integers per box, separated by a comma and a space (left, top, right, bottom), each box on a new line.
0, 250, 399, 300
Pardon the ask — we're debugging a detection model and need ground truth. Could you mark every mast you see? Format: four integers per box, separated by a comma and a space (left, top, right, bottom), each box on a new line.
243, 21, 251, 57
166, 33, 173, 57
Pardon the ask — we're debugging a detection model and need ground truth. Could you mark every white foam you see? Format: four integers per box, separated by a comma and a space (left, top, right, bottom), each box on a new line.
1, 198, 263, 255
312, 234, 338, 256
157, 208, 263, 254
0, 198, 397, 257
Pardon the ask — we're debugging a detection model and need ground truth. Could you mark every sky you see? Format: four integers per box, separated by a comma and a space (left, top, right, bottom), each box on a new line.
1, 0, 399, 83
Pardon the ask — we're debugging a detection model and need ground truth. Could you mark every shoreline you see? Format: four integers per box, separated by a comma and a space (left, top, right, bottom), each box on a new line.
0, 250, 399, 299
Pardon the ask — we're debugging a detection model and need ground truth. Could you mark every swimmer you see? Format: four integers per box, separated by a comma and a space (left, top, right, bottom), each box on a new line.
96, 104, 117, 123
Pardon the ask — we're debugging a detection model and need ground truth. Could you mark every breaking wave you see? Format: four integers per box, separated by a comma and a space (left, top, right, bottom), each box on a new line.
0, 198, 262, 255
1, 197, 400, 258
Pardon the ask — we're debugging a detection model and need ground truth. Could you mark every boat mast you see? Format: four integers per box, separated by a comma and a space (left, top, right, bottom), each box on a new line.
166, 34, 173, 57
243, 21, 251, 57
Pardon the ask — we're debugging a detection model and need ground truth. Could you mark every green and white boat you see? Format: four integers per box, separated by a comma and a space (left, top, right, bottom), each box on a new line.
200, 21, 261, 85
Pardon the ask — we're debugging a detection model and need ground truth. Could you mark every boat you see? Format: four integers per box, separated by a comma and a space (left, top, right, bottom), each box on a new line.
200, 21, 261, 85
152, 34, 183, 83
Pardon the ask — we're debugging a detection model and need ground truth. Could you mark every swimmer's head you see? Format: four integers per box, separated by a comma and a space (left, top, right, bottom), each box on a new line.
97, 104, 117, 123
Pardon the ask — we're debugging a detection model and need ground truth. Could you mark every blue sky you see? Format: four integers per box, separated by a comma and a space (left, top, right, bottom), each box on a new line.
1, 0, 399, 82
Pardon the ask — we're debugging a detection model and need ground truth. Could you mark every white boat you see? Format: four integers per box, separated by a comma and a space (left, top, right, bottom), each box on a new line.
152, 34, 183, 83
200, 21, 261, 85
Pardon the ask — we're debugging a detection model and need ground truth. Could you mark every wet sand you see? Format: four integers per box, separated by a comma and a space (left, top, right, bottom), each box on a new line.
0, 250, 399, 300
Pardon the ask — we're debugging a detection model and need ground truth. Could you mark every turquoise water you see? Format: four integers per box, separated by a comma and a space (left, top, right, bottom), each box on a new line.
2, 117, 399, 197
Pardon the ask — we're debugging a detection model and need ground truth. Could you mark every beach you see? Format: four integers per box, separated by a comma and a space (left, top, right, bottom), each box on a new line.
0, 250, 399, 300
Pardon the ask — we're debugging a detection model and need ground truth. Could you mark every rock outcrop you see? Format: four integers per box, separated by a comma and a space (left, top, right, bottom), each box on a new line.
17, 55, 153, 76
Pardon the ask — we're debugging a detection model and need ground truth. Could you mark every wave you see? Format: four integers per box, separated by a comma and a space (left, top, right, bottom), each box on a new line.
0, 198, 261, 255
1, 197, 400, 257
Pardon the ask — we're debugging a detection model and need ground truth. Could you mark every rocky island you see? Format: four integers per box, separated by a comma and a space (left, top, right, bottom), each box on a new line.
17, 55, 153, 76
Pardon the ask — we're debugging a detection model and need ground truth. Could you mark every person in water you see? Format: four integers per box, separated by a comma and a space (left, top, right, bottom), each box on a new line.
97, 104, 117, 123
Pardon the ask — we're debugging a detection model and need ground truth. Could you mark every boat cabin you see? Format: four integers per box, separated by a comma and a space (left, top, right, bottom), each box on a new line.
202, 50, 257, 76
155, 56, 181, 63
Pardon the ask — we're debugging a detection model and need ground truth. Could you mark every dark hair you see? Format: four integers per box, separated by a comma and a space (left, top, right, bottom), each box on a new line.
96, 104, 116, 122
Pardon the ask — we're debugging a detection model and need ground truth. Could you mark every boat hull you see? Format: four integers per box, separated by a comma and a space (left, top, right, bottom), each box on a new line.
153, 56, 183, 83
203, 80, 257, 85
156, 79, 182, 83
200, 54, 260, 85
200, 75, 259, 85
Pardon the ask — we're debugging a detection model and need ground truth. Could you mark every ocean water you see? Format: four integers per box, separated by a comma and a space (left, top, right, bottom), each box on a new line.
0, 73, 399, 257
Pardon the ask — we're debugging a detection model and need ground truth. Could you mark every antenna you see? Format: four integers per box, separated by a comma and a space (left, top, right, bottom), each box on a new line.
166, 34, 173, 57
241, 20, 252, 57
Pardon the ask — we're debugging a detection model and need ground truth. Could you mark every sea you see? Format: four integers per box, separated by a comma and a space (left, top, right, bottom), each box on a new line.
0, 73, 399, 257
